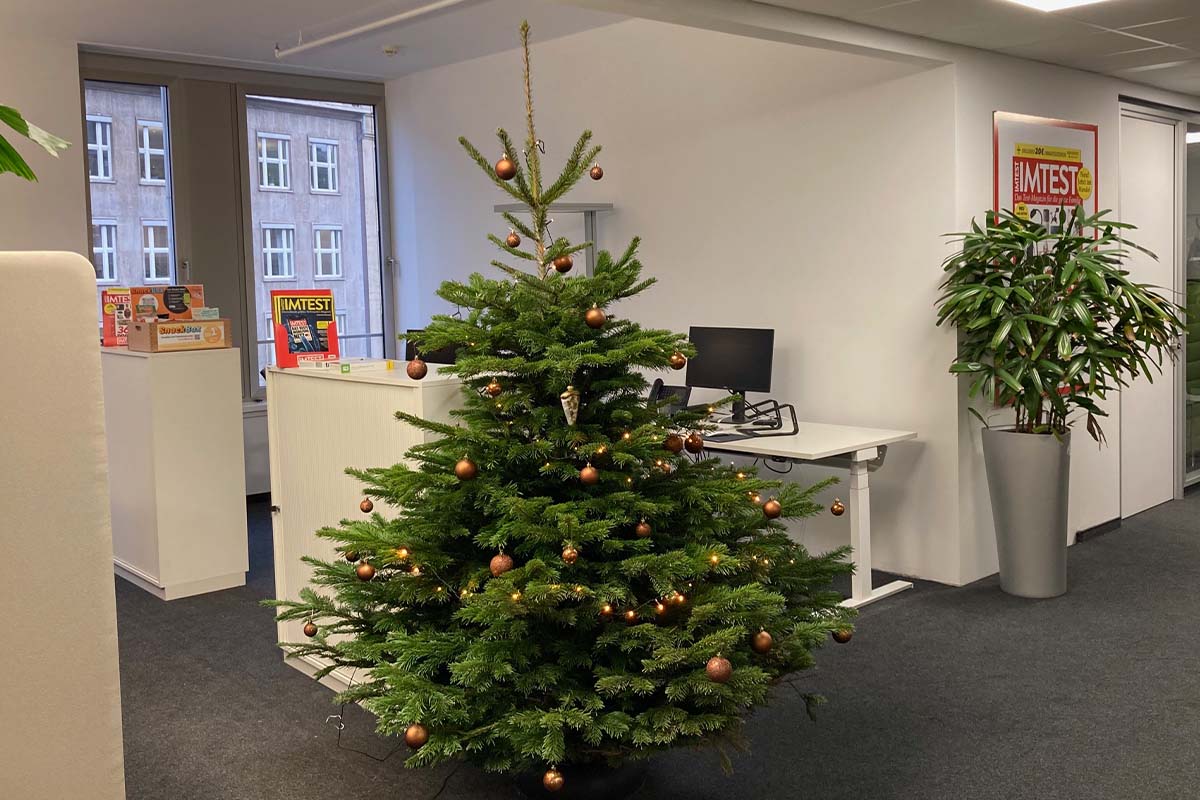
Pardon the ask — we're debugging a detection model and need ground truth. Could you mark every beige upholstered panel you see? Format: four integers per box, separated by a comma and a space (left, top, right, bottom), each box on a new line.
0, 252, 126, 799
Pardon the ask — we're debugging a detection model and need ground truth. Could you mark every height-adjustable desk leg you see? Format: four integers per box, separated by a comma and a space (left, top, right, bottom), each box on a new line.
842, 447, 913, 609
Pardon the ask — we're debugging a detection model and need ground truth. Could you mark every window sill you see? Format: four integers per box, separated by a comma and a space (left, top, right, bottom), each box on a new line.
313, 275, 344, 281
89, 177, 115, 184
258, 185, 293, 193
95, 279, 120, 286
310, 189, 341, 196
142, 278, 172, 284
139, 179, 167, 187
263, 275, 297, 282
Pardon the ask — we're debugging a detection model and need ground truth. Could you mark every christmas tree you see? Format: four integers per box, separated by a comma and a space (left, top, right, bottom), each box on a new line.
270, 22, 854, 791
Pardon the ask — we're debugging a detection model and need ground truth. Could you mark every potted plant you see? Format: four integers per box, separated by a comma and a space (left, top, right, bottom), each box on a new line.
936, 206, 1184, 597
1, 104, 69, 181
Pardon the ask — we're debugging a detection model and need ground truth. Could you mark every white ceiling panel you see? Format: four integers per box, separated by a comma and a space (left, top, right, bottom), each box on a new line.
754, 0, 1200, 95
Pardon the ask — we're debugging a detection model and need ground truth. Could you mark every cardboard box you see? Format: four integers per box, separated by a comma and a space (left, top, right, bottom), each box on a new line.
131, 285, 205, 321
127, 318, 232, 353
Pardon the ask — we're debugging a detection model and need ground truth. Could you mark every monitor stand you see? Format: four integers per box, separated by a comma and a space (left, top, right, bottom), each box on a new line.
721, 391, 776, 427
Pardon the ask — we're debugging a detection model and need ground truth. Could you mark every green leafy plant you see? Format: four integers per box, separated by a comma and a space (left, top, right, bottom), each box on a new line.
936, 206, 1185, 441
0, 105, 69, 181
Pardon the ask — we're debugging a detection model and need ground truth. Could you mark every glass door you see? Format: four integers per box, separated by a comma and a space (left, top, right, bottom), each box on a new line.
241, 93, 388, 390
1185, 122, 1200, 485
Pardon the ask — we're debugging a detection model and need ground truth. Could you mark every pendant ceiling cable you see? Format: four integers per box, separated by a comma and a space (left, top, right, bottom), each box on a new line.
275, 0, 479, 59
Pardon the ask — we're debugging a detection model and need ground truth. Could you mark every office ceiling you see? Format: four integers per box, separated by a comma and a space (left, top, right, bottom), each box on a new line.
756, 0, 1200, 94
16, 0, 621, 81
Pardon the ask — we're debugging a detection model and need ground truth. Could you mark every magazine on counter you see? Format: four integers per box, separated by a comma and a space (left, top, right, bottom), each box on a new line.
271, 289, 340, 368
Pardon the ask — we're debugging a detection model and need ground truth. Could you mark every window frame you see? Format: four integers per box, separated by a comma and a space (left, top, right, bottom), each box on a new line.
91, 218, 119, 283
141, 220, 172, 283
257, 132, 291, 191
86, 114, 113, 182
137, 119, 167, 185
261, 223, 296, 280
308, 137, 339, 194
312, 224, 343, 279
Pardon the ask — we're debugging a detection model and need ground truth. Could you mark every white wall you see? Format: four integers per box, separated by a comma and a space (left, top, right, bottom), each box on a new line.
0, 36, 88, 253
387, 19, 965, 583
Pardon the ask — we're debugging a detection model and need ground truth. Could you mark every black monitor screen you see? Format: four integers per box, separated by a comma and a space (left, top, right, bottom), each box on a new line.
685, 327, 774, 393
404, 330, 459, 364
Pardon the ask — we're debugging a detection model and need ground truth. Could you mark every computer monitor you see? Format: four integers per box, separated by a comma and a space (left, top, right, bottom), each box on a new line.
685, 327, 774, 423
403, 329, 459, 364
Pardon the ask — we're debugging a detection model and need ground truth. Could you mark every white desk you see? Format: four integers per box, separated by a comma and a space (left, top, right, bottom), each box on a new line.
703, 422, 917, 609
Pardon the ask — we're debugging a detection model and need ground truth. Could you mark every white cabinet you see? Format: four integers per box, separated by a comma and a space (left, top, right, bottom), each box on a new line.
266, 364, 461, 689
101, 347, 249, 600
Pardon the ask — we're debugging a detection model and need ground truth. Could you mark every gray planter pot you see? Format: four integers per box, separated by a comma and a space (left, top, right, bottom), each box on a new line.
981, 427, 1070, 598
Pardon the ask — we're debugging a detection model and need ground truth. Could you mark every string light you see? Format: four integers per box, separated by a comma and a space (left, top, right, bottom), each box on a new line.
435, 586, 444, 593
410, 566, 422, 576
655, 601, 666, 614
511, 591, 522, 601
395, 547, 409, 560
624, 609, 637, 622
574, 585, 584, 594
736, 471, 746, 480
622, 431, 631, 440
709, 554, 721, 565
625, 477, 633, 485
673, 592, 686, 604
600, 603, 613, 616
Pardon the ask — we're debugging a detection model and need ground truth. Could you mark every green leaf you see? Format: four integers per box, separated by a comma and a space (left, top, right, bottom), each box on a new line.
0, 133, 36, 181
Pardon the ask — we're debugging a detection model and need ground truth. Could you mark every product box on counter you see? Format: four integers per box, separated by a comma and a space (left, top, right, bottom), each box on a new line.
131, 285, 205, 321
127, 318, 232, 353
101, 287, 133, 346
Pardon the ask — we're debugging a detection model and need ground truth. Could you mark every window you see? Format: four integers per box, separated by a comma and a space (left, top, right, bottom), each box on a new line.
336, 312, 348, 334
313, 225, 343, 278
257, 133, 290, 190
87, 115, 112, 180
91, 220, 117, 282
138, 120, 166, 183
309, 139, 338, 192
142, 222, 171, 281
262, 225, 295, 279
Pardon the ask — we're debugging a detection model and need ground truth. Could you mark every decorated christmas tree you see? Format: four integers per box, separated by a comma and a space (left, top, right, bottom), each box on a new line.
270, 22, 854, 794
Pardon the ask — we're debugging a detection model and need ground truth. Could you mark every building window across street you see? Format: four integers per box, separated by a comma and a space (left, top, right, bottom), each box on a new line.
262, 225, 296, 279
142, 222, 171, 282
258, 133, 291, 190
309, 139, 338, 193
138, 120, 167, 183
92, 220, 118, 283
87, 115, 113, 181
313, 225, 343, 278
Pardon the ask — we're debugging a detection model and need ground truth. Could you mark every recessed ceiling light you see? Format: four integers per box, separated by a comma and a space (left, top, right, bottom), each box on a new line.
1004, 0, 1113, 11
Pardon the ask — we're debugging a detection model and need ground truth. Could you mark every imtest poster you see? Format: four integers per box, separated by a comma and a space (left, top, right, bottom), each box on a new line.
994, 111, 1098, 232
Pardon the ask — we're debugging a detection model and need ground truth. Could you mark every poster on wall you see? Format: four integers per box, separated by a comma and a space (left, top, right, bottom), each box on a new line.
994, 111, 1098, 241
271, 288, 340, 368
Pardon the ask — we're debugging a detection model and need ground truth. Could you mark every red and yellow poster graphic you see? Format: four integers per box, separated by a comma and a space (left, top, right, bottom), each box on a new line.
994, 112, 1098, 234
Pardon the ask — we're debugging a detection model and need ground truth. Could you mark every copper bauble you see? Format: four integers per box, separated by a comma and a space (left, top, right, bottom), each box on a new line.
706, 655, 733, 684
585, 306, 607, 328
830, 498, 846, 517
359, 498, 374, 513
562, 546, 579, 565
580, 464, 600, 485
505, 231, 521, 248
684, 432, 704, 454
832, 628, 853, 644
404, 723, 429, 749
302, 621, 318, 638
553, 254, 573, 273
542, 768, 565, 793
495, 155, 517, 181
635, 520, 652, 538
751, 630, 774, 654
355, 562, 376, 581
344, 549, 359, 562
668, 352, 686, 370
763, 498, 782, 519
485, 379, 503, 398
489, 553, 514, 577
455, 458, 478, 481
406, 358, 428, 380
589, 164, 604, 180
664, 433, 685, 453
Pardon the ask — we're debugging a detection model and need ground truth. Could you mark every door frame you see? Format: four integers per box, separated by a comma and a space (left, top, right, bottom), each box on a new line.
1118, 103, 1191, 502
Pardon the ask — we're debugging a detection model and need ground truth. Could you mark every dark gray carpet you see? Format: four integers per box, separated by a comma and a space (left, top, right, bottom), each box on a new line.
117, 491, 1200, 799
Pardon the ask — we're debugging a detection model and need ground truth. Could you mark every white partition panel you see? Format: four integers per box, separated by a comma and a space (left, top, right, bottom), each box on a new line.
0, 252, 126, 800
